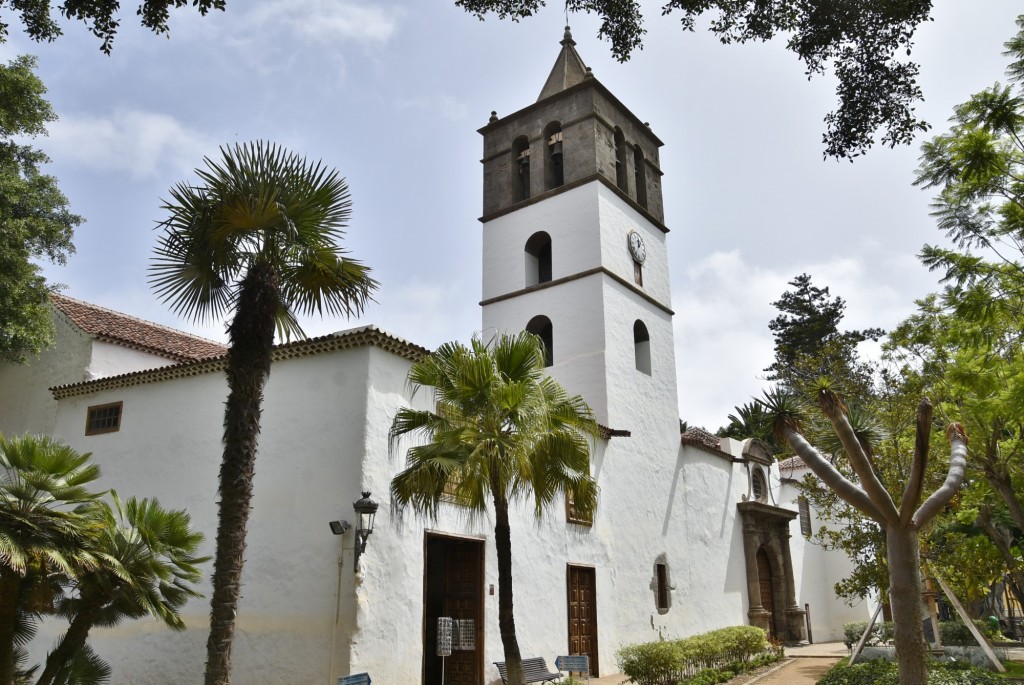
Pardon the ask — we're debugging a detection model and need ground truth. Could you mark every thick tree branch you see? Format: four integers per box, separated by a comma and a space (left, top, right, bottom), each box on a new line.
819, 393, 899, 522
899, 397, 932, 526
783, 428, 886, 523
912, 424, 968, 528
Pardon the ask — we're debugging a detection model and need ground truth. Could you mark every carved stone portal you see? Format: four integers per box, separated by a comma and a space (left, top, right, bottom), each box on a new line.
738, 501, 807, 644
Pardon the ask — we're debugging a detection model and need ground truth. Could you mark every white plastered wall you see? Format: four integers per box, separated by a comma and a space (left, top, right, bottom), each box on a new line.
779, 472, 877, 642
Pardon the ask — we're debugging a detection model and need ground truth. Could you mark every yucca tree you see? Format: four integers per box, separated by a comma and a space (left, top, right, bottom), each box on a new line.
0, 435, 103, 685
36, 494, 207, 685
389, 332, 599, 685
759, 385, 967, 685
151, 141, 378, 685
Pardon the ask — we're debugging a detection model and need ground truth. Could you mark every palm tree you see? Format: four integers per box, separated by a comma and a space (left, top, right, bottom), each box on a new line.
0, 434, 103, 685
150, 141, 378, 685
389, 332, 599, 685
36, 494, 207, 685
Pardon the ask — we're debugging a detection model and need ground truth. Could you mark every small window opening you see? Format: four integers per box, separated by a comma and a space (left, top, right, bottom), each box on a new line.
633, 145, 648, 209
525, 231, 552, 286
565, 489, 593, 526
752, 468, 767, 502
526, 315, 553, 367
614, 127, 628, 191
633, 261, 643, 286
653, 554, 672, 614
86, 401, 123, 435
544, 122, 564, 190
512, 136, 530, 202
798, 496, 812, 537
633, 321, 651, 375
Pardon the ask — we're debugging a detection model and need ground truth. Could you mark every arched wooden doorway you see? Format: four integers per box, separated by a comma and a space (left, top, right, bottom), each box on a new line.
756, 548, 777, 640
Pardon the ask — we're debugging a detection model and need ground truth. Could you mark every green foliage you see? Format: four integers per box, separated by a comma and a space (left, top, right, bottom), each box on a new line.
0, 0, 225, 53
0, 55, 80, 364
0, 435, 206, 684
152, 141, 378, 341
842, 620, 1001, 649
456, 0, 933, 158
819, 658, 1003, 685
389, 331, 599, 520
615, 626, 779, 685
766, 274, 882, 396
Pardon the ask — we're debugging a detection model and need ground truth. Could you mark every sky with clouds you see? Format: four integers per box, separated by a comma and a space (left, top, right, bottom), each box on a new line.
3, 1, 1021, 430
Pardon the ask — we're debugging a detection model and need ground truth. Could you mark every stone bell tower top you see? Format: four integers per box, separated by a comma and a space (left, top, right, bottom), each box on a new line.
537, 26, 589, 100
478, 27, 666, 227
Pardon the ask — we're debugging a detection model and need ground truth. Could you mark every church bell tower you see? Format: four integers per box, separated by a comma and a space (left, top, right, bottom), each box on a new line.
478, 27, 679, 431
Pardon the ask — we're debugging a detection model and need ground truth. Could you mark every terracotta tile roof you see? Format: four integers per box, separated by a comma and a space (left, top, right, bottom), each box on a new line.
777, 455, 807, 471
50, 325, 430, 399
680, 427, 720, 451
50, 293, 227, 363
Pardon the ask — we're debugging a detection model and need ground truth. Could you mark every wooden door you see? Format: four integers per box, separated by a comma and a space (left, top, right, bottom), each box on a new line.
566, 565, 599, 676
756, 548, 777, 640
424, 536, 483, 685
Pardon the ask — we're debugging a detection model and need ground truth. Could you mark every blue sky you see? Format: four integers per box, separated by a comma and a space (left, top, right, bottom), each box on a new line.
4, 1, 1022, 429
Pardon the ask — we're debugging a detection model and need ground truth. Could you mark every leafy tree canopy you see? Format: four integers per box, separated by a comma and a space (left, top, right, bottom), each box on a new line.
456, 0, 933, 158
766, 273, 882, 395
0, 0, 225, 53
0, 55, 80, 364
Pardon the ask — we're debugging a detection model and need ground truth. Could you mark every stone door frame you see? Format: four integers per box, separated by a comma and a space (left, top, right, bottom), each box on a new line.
738, 501, 807, 644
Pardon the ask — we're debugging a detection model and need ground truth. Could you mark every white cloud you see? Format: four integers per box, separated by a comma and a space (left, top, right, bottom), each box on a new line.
45, 109, 215, 179
243, 1, 400, 46
672, 250, 923, 431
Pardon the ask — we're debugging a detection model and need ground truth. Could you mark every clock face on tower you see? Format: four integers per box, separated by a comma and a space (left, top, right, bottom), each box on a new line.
628, 230, 646, 264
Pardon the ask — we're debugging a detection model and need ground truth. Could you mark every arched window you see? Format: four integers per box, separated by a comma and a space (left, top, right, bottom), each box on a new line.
633, 144, 648, 209
526, 315, 553, 367
614, 127, 628, 191
525, 232, 552, 286
544, 122, 564, 190
633, 320, 651, 375
752, 468, 767, 503
512, 135, 530, 202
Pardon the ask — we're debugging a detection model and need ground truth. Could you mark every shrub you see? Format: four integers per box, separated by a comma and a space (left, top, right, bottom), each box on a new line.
616, 626, 781, 685
818, 658, 1003, 685
842, 620, 895, 649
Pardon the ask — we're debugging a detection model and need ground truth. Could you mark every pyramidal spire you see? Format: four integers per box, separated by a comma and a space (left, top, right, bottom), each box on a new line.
537, 26, 590, 102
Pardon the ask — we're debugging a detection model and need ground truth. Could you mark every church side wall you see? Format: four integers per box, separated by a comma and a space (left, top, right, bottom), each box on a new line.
779, 478, 876, 642
0, 316, 92, 437
39, 345, 387, 685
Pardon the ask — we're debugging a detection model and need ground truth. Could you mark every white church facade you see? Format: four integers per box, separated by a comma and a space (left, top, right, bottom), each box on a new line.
0, 30, 871, 685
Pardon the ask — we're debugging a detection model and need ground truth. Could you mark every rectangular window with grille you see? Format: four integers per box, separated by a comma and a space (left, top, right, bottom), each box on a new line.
798, 496, 812, 537
85, 401, 123, 435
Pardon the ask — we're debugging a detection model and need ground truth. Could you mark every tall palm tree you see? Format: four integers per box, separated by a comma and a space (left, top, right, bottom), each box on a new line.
150, 141, 378, 685
389, 332, 599, 685
0, 434, 103, 685
36, 494, 207, 685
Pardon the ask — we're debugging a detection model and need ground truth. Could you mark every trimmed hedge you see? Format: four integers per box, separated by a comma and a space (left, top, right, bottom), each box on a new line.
818, 658, 1003, 685
616, 626, 781, 685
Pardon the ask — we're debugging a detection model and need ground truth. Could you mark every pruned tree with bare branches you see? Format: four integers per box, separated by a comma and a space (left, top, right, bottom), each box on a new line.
761, 387, 967, 685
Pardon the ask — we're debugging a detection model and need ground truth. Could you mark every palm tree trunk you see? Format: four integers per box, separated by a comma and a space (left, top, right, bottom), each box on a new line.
204, 263, 279, 685
886, 525, 927, 685
491, 481, 524, 685
0, 571, 22, 685
35, 591, 105, 685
